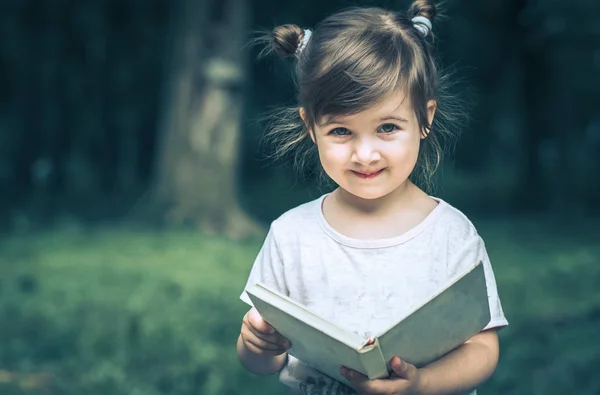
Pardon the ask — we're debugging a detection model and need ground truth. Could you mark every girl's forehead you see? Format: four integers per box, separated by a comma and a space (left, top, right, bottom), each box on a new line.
372, 90, 413, 113
317, 90, 414, 124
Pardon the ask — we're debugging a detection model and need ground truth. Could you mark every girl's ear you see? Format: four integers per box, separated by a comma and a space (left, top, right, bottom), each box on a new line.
421, 100, 437, 139
427, 99, 437, 127
299, 107, 316, 144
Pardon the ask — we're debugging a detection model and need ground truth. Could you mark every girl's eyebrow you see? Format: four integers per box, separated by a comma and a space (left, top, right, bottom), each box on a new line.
318, 117, 343, 127
319, 115, 409, 127
379, 115, 409, 123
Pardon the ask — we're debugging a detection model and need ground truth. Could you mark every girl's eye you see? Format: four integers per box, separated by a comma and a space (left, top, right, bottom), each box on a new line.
378, 123, 399, 133
328, 127, 350, 136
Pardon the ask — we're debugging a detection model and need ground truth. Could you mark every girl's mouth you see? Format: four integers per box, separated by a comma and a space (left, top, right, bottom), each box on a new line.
352, 169, 384, 179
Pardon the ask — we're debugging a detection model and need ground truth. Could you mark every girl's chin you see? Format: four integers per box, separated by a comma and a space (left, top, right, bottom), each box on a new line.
338, 187, 392, 201
335, 182, 411, 201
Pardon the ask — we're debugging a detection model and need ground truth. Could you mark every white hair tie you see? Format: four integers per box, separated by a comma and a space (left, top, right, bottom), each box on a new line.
295, 29, 312, 56
411, 16, 432, 36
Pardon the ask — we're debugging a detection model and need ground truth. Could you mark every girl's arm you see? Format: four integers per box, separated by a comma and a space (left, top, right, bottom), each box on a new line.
342, 329, 500, 395
418, 329, 500, 395
236, 334, 288, 376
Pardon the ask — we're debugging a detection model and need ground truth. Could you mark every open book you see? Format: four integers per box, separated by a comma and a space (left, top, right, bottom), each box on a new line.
245, 261, 490, 386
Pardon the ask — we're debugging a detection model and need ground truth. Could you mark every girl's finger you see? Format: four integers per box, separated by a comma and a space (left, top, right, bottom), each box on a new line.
247, 323, 291, 349
241, 332, 287, 355
243, 310, 291, 348
247, 308, 275, 333
242, 323, 288, 350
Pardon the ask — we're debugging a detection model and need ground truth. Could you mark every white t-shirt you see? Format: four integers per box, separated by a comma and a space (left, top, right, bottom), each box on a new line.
240, 194, 508, 395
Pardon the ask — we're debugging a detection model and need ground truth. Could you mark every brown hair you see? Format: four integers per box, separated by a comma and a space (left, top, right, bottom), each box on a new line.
258, 0, 464, 191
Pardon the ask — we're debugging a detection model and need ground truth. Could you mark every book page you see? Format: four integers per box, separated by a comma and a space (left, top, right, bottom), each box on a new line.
376, 262, 491, 367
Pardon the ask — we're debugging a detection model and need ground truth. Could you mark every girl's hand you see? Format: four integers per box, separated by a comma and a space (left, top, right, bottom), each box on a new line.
240, 307, 291, 356
341, 356, 423, 395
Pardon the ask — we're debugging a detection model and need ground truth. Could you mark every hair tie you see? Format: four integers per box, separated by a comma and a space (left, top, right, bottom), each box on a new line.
295, 29, 312, 56
411, 16, 432, 36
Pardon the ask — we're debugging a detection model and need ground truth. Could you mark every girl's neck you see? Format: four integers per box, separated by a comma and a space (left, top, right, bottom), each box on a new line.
322, 182, 438, 240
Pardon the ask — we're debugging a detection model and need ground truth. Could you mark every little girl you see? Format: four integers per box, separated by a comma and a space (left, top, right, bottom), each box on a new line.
237, 1, 508, 394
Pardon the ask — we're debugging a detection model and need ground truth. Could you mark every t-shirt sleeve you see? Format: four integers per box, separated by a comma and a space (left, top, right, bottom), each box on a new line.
239, 225, 288, 306
447, 235, 509, 331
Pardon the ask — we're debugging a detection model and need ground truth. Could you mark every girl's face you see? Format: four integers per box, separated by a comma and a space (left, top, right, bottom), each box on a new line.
302, 90, 436, 202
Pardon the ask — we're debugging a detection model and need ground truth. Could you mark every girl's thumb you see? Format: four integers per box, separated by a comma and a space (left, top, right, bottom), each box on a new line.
390, 357, 414, 379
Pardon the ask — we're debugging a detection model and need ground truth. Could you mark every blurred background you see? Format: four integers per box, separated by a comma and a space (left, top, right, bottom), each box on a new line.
0, 0, 599, 394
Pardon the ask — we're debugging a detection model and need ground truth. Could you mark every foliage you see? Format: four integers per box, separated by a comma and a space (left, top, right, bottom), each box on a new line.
0, 228, 280, 394
0, 220, 599, 394
1, 0, 600, 222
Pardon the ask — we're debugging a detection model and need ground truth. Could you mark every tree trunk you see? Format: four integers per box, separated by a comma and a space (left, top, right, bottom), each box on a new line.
150, 0, 261, 238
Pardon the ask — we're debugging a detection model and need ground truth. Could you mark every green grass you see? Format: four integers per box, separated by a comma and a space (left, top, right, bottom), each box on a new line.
0, 218, 598, 395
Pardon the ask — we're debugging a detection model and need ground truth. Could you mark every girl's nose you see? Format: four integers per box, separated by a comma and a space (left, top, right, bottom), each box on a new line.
351, 139, 381, 165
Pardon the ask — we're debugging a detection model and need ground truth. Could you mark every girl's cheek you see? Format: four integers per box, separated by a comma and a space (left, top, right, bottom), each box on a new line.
323, 145, 349, 160
383, 139, 410, 154
394, 135, 421, 152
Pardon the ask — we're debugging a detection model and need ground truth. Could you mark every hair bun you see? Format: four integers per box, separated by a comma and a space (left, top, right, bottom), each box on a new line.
272, 24, 305, 58
409, 0, 437, 25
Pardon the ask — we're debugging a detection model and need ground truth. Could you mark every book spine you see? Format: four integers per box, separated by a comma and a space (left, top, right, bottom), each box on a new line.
359, 338, 389, 380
